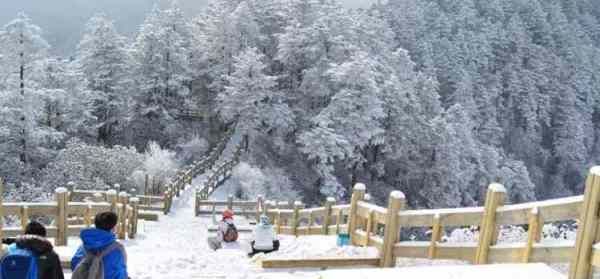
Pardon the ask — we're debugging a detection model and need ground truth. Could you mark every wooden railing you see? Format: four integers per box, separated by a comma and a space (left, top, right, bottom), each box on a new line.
264, 199, 340, 236
73, 129, 236, 219
261, 167, 600, 279
195, 195, 307, 224
0, 182, 139, 246
196, 195, 264, 222
193, 144, 243, 213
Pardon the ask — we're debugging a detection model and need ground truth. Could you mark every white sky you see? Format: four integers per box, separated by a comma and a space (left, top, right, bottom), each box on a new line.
0, 0, 379, 55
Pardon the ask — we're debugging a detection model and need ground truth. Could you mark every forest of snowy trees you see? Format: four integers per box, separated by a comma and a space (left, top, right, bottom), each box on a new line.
0, 0, 599, 209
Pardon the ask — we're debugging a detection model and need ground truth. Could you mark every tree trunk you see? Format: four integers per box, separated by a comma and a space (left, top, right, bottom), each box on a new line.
19, 31, 26, 166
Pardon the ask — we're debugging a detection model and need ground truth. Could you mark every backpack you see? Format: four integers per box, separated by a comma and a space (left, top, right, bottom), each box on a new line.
223, 223, 239, 243
0, 247, 38, 279
71, 242, 124, 279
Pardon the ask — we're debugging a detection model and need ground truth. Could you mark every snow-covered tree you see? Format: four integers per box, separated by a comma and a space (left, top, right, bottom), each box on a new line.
129, 2, 193, 148
0, 13, 49, 170
76, 14, 132, 145
299, 51, 385, 197
218, 47, 291, 150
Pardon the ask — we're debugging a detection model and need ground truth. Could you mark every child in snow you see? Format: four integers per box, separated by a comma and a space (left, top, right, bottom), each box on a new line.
207, 209, 238, 250
71, 212, 128, 279
1, 221, 65, 279
248, 215, 279, 257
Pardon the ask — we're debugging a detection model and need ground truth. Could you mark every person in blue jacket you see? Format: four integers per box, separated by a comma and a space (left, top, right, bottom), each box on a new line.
71, 211, 128, 279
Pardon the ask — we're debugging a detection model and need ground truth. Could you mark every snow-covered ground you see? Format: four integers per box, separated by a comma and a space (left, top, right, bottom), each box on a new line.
56, 175, 566, 279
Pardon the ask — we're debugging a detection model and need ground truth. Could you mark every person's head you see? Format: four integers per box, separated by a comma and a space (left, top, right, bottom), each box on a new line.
94, 211, 118, 232
222, 209, 234, 220
25, 221, 47, 237
259, 215, 270, 226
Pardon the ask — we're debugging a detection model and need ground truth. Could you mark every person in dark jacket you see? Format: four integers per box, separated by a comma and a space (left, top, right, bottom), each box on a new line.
5, 221, 65, 279
71, 212, 128, 279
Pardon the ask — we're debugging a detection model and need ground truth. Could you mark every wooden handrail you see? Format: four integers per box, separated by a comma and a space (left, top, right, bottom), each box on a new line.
257, 167, 600, 277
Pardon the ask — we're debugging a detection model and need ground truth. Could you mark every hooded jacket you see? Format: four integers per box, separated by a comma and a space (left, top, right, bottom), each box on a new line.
8, 235, 64, 279
71, 228, 127, 279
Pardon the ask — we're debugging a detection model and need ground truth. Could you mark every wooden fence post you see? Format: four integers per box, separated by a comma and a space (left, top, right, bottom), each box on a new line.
163, 189, 170, 215
349, 183, 366, 245
144, 173, 149, 196
129, 197, 139, 239
106, 190, 117, 213
428, 214, 442, 259
293, 201, 301, 237
263, 200, 270, 216
55, 187, 68, 246
256, 195, 263, 222
569, 167, 600, 279
381, 191, 405, 267
194, 190, 200, 217
475, 183, 506, 265
118, 192, 128, 239
364, 209, 374, 247
227, 195, 233, 211
21, 205, 29, 233
323, 197, 335, 235
276, 210, 282, 234
522, 207, 539, 263
66, 182, 75, 201
84, 203, 92, 227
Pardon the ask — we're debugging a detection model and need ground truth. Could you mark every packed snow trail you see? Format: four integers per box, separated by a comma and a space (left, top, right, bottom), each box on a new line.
124, 179, 261, 279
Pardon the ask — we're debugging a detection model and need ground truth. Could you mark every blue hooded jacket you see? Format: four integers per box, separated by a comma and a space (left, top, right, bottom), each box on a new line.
71, 228, 128, 279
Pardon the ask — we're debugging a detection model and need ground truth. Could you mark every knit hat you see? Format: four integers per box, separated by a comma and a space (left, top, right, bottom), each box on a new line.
222, 209, 234, 219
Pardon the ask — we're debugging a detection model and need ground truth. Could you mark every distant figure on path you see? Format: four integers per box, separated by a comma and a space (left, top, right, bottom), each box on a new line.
207, 209, 239, 250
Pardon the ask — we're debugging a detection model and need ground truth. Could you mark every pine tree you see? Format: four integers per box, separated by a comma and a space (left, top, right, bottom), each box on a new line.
76, 14, 131, 145
130, 3, 193, 147
0, 13, 49, 167
218, 47, 290, 149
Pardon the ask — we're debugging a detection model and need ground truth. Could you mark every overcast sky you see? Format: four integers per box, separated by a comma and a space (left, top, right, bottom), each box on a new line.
0, 0, 378, 56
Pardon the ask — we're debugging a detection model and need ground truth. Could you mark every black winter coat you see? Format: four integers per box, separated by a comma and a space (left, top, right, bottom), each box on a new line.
15, 235, 65, 279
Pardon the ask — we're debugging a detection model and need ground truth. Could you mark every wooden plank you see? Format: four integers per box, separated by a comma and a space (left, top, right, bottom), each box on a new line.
489, 243, 573, 263
261, 257, 380, 269
27, 203, 58, 216
68, 202, 110, 214
138, 205, 165, 211
138, 211, 160, 221
590, 247, 600, 267
208, 227, 253, 233
356, 201, 387, 223
327, 225, 348, 235
496, 195, 582, 225
399, 207, 484, 227
394, 242, 477, 262
3, 203, 58, 216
